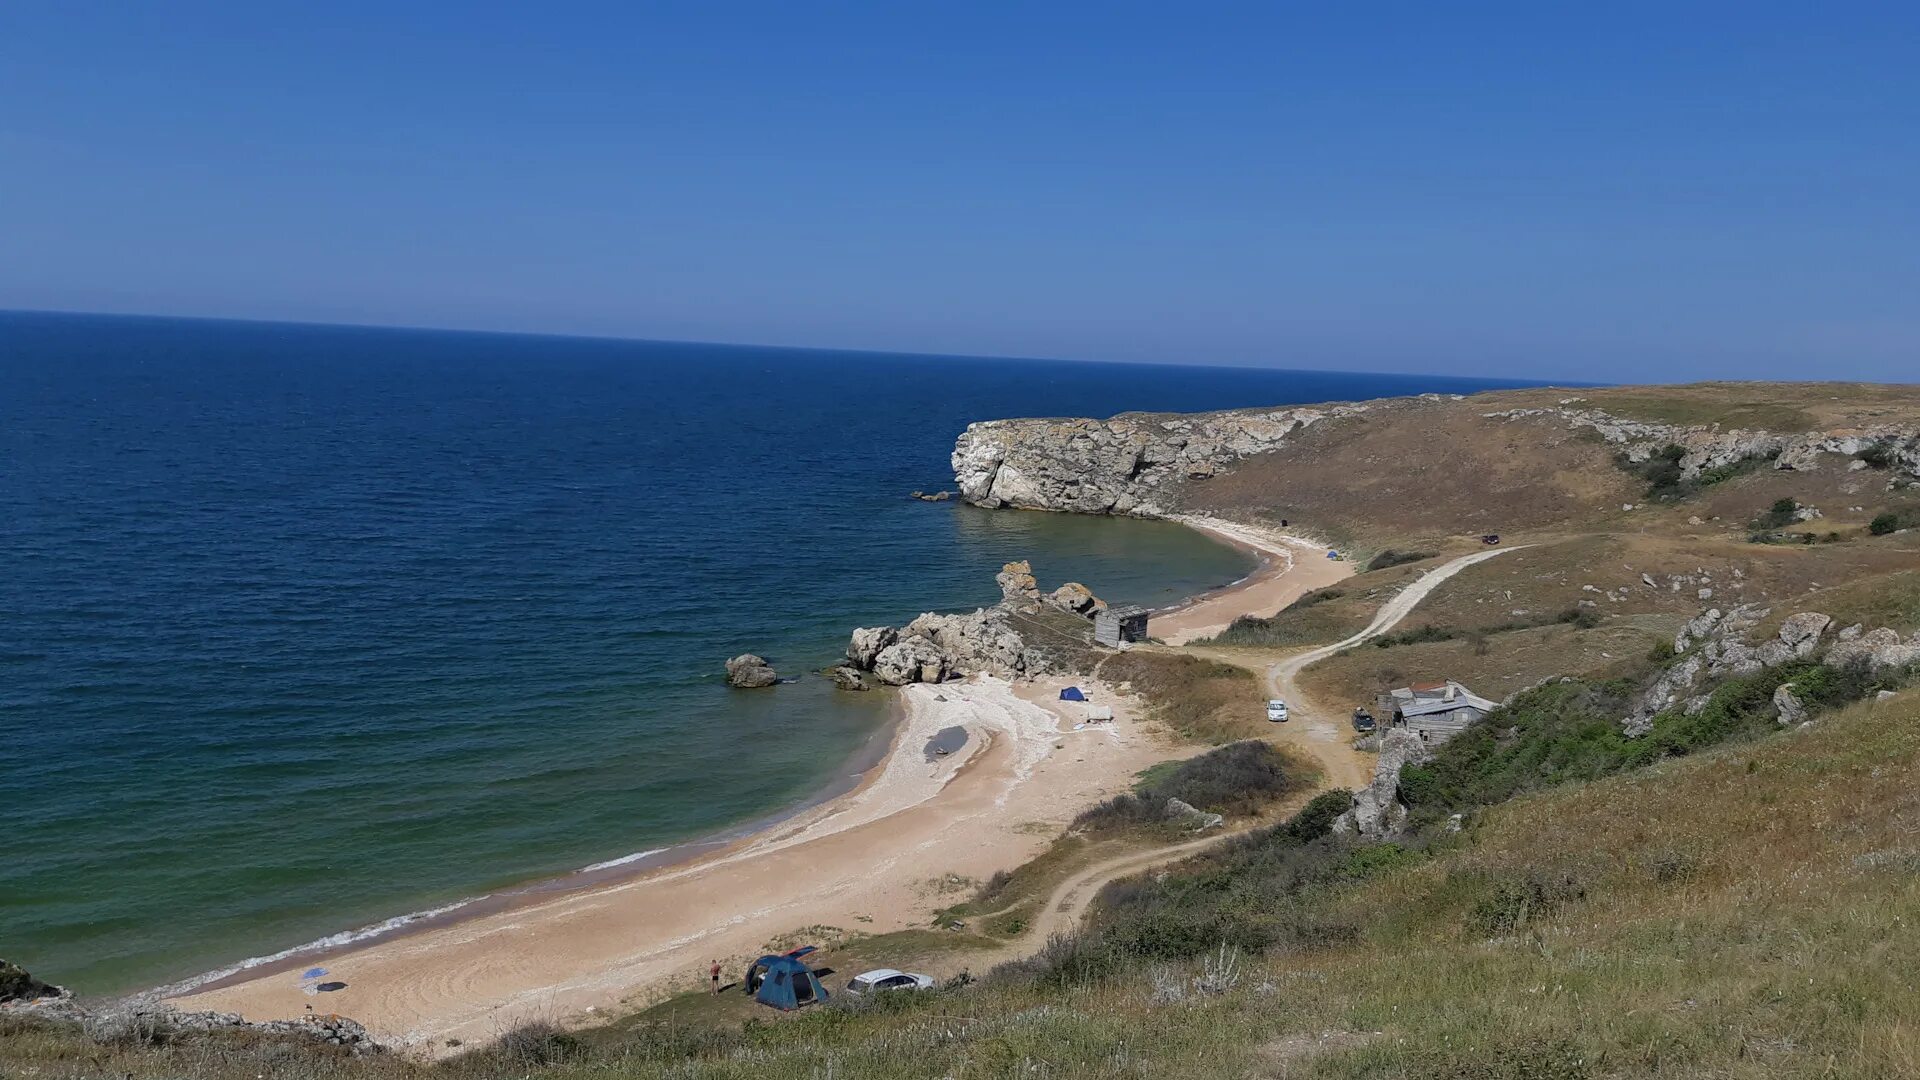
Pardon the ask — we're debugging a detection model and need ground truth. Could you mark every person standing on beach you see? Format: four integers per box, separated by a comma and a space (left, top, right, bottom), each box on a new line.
710, 960, 721, 994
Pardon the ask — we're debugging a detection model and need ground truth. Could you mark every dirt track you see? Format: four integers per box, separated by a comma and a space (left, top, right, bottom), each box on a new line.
1008, 545, 1527, 951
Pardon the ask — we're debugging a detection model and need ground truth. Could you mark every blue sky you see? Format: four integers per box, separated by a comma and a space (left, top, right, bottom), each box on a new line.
2, 2, 1916, 381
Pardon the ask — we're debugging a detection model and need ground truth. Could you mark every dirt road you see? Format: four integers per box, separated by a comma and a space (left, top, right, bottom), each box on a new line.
1015, 545, 1528, 946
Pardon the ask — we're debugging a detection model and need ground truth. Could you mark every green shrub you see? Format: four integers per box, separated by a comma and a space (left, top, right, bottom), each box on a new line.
1073, 740, 1295, 832
1870, 511, 1912, 536
1366, 549, 1436, 572
1858, 441, 1897, 469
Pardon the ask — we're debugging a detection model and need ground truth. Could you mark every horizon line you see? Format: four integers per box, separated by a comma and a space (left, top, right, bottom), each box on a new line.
0, 305, 1576, 389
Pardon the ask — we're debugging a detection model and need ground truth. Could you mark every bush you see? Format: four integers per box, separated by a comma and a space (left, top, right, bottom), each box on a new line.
1870, 511, 1908, 536
1074, 741, 1295, 832
1753, 497, 1801, 530
1372, 623, 1457, 648
1206, 587, 1349, 646
494, 1022, 585, 1066
1469, 866, 1588, 934
1367, 549, 1435, 572
1858, 441, 1897, 469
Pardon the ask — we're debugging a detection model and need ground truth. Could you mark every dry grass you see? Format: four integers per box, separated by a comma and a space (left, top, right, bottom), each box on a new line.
1298, 621, 1665, 712
1096, 649, 1265, 743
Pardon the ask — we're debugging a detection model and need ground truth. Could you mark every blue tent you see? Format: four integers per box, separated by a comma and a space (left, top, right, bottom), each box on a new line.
1059, 686, 1086, 702
745, 947, 830, 1010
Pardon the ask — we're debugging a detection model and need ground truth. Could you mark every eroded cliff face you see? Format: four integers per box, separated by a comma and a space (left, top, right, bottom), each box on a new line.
950, 402, 1378, 516
950, 391, 1920, 519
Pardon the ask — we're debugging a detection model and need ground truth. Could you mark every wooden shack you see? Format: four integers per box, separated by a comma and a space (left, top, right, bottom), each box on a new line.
1094, 605, 1150, 648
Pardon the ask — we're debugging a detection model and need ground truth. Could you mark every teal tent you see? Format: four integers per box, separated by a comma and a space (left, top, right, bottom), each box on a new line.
745, 947, 829, 1010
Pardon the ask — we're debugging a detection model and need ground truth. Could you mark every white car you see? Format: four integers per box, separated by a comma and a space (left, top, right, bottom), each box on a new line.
846, 968, 936, 995
1266, 699, 1289, 723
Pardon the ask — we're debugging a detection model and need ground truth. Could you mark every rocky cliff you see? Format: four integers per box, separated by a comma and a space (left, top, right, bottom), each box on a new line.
951, 402, 1380, 515
950, 388, 1920, 521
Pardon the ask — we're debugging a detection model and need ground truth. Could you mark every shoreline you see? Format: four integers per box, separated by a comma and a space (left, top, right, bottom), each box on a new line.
139, 700, 914, 1006
153, 512, 1335, 1052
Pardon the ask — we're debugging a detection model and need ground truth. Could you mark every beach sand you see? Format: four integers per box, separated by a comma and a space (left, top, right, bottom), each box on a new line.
163, 517, 1347, 1054
164, 674, 1170, 1053
1151, 516, 1353, 645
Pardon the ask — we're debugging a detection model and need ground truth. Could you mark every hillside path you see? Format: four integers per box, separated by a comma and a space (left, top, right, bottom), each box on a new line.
1015, 545, 1528, 949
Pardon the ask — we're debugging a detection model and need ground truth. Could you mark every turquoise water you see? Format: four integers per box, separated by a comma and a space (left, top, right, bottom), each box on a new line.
0, 312, 1533, 994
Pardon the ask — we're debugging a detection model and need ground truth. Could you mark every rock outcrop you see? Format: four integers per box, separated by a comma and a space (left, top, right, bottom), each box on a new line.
996, 559, 1040, 604
0, 961, 380, 1055
951, 403, 1376, 515
1165, 797, 1225, 830
846, 626, 899, 668
1487, 405, 1920, 484
1333, 728, 1431, 840
1827, 627, 1920, 674
1625, 602, 1916, 735
724, 654, 778, 688
1774, 683, 1810, 726
1045, 582, 1106, 616
871, 635, 951, 686
844, 562, 1099, 686
0, 959, 64, 1004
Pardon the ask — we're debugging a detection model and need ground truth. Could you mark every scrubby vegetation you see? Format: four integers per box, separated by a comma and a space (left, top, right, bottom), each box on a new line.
1363, 549, 1433, 572
1395, 661, 1893, 824
1073, 740, 1298, 833
1204, 584, 1365, 647
1751, 496, 1803, 530
1367, 605, 1601, 650
1617, 443, 1780, 501
1870, 508, 1919, 535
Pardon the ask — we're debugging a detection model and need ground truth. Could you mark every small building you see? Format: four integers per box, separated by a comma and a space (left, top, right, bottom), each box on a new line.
1094, 605, 1150, 648
1381, 679, 1498, 745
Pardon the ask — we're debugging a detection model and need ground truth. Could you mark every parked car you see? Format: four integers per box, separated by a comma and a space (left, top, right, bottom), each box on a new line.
845, 968, 935, 995
1266, 699, 1289, 723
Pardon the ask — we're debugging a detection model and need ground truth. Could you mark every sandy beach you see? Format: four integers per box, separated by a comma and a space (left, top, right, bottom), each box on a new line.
1151, 516, 1353, 645
163, 517, 1347, 1054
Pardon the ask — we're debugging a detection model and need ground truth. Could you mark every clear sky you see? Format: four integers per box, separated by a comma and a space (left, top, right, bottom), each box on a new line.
2, 3, 1916, 382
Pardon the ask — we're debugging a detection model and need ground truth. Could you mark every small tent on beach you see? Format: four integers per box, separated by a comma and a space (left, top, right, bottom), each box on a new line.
1059, 686, 1086, 702
745, 947, 830, 1010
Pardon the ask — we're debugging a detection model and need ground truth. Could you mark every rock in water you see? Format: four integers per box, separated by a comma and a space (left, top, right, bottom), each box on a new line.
724, 654, 778, 688
996, 559, 1039, 604
0, 959, 64, 1003
846, 626, 899, 668
872, 636, 950, 686
826, 665, 869, 691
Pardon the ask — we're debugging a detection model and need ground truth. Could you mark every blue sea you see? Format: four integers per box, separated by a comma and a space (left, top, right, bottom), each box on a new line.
0, 311, 1532, 994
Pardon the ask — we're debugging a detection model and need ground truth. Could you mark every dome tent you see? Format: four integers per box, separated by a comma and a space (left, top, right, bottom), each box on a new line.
744, 946, 830, 1010
1059, 686, 1086, 702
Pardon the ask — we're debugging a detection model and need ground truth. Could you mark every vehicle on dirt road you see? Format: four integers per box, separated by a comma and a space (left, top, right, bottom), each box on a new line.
1266, 699, 1289, 722
846, 969, 935, 995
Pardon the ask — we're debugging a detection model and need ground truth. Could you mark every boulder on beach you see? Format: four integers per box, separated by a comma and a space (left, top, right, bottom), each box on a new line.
725, 654, 778, 688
